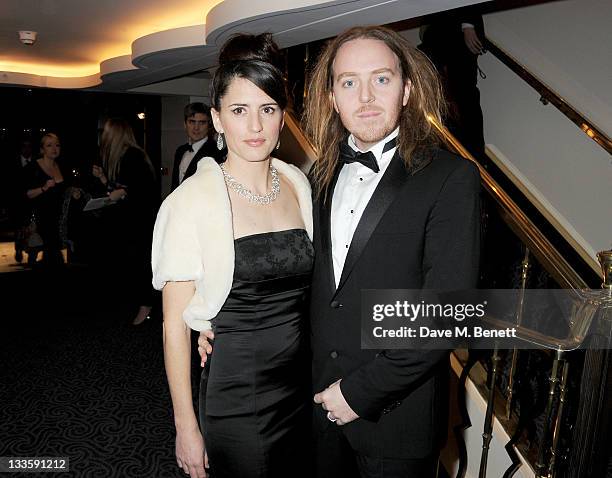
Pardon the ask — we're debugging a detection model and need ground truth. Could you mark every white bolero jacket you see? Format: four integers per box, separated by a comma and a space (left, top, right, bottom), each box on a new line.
151, 156, 313, 331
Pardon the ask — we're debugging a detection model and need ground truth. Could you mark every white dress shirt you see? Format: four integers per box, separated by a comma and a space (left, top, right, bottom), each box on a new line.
20, 155, 32, 168
178, 137, 207, 184
331, 127, 399, 287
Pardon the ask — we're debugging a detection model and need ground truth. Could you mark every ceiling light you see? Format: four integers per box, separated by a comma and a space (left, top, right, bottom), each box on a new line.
18, 31, 38, 46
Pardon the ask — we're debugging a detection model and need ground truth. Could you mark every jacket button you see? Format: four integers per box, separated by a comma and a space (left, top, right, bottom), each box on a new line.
382, 400, 402, 414
330, 300, 342, 309
330, 351, 339, 359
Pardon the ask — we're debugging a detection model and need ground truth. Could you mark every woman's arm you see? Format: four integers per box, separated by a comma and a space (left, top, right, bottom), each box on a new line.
92, 165, 108, 186
163, 281, 208, 478
27, 179, 56, 199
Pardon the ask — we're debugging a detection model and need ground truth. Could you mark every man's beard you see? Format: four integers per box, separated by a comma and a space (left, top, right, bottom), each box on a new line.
351, 104, 402, 148
353, 124, 393, 145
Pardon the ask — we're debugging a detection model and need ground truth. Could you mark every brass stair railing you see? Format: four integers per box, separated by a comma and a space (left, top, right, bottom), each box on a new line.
484, 38, 612, 157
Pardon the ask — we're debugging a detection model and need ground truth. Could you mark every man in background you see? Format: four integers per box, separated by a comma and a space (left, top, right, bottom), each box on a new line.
171, 102, 223, 191
11, 138, 34, 262
419, 6, 486, 159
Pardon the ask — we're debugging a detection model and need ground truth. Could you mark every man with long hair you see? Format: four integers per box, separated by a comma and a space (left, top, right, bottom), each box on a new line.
303, 26, 481, 477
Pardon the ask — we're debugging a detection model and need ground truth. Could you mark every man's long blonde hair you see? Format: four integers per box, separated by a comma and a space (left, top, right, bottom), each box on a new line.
302, 26, 446, 199
100, 118, 150, 181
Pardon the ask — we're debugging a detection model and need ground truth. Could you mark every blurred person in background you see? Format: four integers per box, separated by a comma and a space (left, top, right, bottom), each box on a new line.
23, 133, 74, 265
11, 138, 34, 263
419, 6, 486, 159
93, 118, 159, 325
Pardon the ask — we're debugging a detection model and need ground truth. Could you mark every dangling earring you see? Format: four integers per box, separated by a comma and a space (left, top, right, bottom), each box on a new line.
217, 133, 225, 151
275, 139, 280, 150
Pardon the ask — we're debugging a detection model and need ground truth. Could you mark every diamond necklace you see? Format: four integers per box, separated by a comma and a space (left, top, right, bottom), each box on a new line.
220, 163, 280, 205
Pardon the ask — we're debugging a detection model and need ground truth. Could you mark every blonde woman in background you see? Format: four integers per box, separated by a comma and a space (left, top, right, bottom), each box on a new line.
93, 118, 159, 325
24, 133, 69, 265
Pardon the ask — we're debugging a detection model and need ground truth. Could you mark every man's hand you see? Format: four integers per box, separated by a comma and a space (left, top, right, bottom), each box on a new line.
313, 379, 359, 426
463, 27, 484, 55
197, 329, 215, 367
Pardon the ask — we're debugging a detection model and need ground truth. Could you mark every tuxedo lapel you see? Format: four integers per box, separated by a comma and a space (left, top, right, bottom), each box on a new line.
319, 166, 342, 296
335, 151, 408, 293
172, 143, 190, 190
185, 142, 210, 179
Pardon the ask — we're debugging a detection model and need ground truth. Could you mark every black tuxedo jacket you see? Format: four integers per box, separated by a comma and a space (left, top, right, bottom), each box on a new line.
310, 147, 481, 459
420, 7, 485, 60
171, 140, 223, 191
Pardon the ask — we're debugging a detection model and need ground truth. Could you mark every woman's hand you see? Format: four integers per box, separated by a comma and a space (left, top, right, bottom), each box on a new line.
197, 330, 215, 367
28, 179, 56, 199
92, 165, 108, 185
176, 426, 209, 477
463, 27, 484, 55
108, 188, 126, 202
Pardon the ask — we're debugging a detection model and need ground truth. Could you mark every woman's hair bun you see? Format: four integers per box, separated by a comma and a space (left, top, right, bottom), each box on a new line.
211, 32, 287, 110
218, 33, 284, 72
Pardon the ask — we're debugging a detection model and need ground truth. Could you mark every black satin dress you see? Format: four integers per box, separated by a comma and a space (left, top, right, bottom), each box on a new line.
199, 229, 313, 478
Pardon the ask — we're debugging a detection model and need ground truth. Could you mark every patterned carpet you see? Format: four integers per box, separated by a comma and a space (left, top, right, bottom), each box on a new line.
0, 266, 199, 477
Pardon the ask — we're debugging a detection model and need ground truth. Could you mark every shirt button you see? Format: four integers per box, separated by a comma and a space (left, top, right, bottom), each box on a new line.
330, 300, 342, 309
350, 210, 354, 214
345, 244, 349, 249
330, 351, 339, 359
359, 178, 363, 181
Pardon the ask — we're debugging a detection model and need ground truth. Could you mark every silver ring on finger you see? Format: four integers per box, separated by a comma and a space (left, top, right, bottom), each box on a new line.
327, 411, 337, 422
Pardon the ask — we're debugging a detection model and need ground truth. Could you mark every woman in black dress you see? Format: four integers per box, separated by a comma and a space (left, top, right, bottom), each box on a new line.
94, 118, 158, 325
152, 34, 313, 478
24, 133, 72, 265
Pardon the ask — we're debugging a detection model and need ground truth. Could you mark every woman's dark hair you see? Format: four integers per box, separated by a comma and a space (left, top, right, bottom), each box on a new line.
210, 33, 287, 110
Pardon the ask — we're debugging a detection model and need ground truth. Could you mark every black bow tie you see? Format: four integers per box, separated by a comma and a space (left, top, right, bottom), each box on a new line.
186, 144, 194, 153
338, 137, 397, 173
